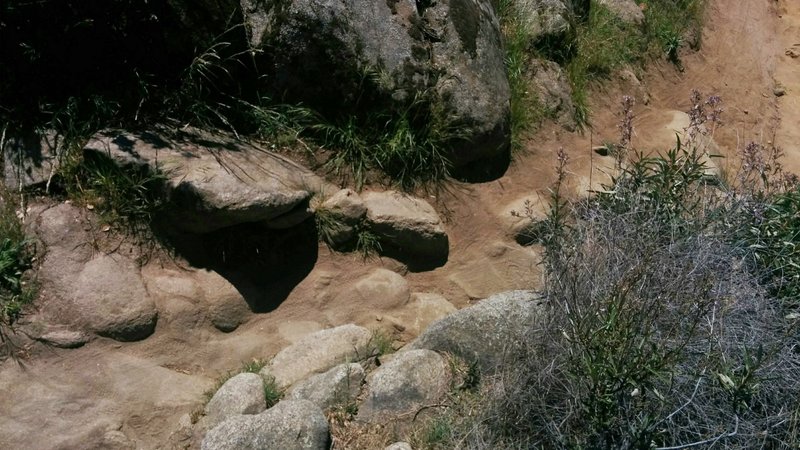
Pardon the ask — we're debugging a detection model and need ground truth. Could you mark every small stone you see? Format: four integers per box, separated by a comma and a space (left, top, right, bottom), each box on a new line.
357, 349, 449, 423
204, 373, 267, 428
774, 86, 786, 97
386, 443, 413, 450
262, 324, 372, 389
287, 363, 365, 409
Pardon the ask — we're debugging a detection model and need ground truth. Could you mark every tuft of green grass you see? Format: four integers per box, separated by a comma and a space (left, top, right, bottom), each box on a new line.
60, 153, 167, 235
312, 92, 460, 191
0, 187, 34, 352
368, 329, 395, 357
494, 0, 560, 149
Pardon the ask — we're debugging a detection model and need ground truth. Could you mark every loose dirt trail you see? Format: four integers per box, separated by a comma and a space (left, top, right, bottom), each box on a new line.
0, 1, 796, 448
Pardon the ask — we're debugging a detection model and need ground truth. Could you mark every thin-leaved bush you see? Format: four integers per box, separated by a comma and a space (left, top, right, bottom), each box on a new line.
437, 92, 800, 449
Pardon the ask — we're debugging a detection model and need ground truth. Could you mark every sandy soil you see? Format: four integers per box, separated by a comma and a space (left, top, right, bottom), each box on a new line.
0, 0, 797, 448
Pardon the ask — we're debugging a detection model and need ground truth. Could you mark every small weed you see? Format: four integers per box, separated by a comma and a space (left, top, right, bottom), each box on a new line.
355, 228, 382, 260
368, 329, 395, 357
262, 375, 282, 408
420, 417, 452, 448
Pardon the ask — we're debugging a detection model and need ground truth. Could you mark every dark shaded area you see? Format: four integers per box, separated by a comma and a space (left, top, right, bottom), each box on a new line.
155, 219, 319, 313
377, 245, 449, 273
451, 146, 511, 183
0, 0, 251, 131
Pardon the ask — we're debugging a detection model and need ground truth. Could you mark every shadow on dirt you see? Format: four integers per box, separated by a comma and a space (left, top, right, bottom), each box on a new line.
157, 219, 318, 313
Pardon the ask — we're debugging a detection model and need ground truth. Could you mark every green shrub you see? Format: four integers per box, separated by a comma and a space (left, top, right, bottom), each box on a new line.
430, 93, 800, 449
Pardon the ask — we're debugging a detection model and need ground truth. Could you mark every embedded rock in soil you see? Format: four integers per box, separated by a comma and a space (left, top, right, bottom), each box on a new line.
201, 400, 329, 450
407, 291, 542, 373
287, 363, 365, 409
363, 191, 448, 267
83, 128, 332, 234
39, 249, 158, 342
395, 293, 457, 336
70, 255, 158, 341
527, 59, 577, 131
204, 373, 267, 428
326, 268, 411, 324
357, 349, 449, 423
261, 324, 372, 389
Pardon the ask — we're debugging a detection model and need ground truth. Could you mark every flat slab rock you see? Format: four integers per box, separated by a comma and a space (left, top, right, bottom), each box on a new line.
84, 128, 332, 233
201, 400, 329, 450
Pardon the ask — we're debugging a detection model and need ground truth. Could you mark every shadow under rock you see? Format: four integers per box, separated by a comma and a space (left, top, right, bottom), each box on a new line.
156, 219, 319, 313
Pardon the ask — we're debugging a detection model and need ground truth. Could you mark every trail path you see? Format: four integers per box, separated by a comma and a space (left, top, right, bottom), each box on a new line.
0, 1, 797, 448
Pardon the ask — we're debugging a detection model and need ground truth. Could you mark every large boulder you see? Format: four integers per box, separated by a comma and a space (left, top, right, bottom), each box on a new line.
261, 324, 372, 389
407, 291, 542, 373
34, 203, 158, 341
243, 0, 511, 166
201, 400, 329, 450
204, 373, 267, 428
287, 363, 365, 409
83, 128, 332, 234
363, 191, 448, 267
357, 349, 450, 423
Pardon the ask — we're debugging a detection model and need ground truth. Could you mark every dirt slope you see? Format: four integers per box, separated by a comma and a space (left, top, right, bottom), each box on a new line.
0, 1, 796, 448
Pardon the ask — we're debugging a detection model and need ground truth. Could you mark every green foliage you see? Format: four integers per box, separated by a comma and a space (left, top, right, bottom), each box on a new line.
493, 0, 551, 149
62, 155, 167, 234
0, 188, 34, 350
419, 417, 453, 448
436, 93, 800, 449
564, 2, 646, 126
355, 229, 382, 260
368, 329, 395, 357
312, 92, 459, 190
641, 0, 705, 54
261, 375, 282, 408
740, 187, 800, 304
